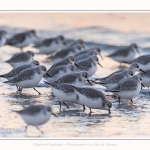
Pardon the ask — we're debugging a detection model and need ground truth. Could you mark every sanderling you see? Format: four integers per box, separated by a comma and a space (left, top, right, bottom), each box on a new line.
107, 43, 139, 64
0, 30, 7, 47
6, 30, 37, 51
33, 35, 66, 55
71, 86, 112, 115
75, 55, 102, 76
4, 65, 47, 95
75, 49, 99, 62
50, 56, 74, 69
51, 71, 91, 86
110, 74, 143, 104
129, 54, 150, 71
98, 69, 134, 90
139, 69, 150, 89
95, 63, 145, 82
75, 47, 103, 59
0, 60, 39, 80
13, 104, 53, 133
44, 82, 83, 111
5, 51, 34, 68
49, 44, 84, 61
66, 39, 85, 48
43, 64, 76, 82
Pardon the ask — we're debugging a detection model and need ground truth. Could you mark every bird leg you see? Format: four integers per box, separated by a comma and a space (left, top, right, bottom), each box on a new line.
83, 105, 86, 112
20, 47, 23, 52
88, 108, 92, 116
59, 101, 62, 111
119, 97, 121, 104
33, 87, 41, 95
25, 125, 28, 132
63, 102, 69, 108
36, 126, 44, 134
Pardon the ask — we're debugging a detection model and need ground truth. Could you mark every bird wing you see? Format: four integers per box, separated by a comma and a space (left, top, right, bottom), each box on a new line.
6, 33, 26, 45
111, 79, 138, 92
54, 75, 77, 84
5, 68, 35, 83
108, 48, 130, 57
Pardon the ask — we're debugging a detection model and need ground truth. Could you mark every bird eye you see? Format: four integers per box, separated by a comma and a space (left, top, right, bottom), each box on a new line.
42, 66, 46, 71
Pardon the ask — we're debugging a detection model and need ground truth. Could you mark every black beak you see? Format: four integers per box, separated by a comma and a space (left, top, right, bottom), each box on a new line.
87, 79, 92, 85
46, 73, 51, 78
136, 48, 140, 54
141, 83, 145, 88
74, 63, 80, 68
99, 53, 104, 60
140, 69, 146, 73
98, 62, 103, 68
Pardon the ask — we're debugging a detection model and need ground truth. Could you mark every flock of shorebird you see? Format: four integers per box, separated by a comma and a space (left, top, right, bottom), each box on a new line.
0, 29, 150, 133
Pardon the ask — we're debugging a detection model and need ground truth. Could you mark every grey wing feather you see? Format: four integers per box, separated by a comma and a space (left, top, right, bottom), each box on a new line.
76, 60, 92, 70
18, 105, 43, 115
7, 68, 35, 83
5, 53, 30, 63
108, 48, 130, 57
111, 80, 138, 92
54, 75, 77, 84
7, 33, 26, 45
4, 65, 30, 78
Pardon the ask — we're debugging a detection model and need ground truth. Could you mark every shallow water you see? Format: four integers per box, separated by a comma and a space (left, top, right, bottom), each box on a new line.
0, 13, 150, 138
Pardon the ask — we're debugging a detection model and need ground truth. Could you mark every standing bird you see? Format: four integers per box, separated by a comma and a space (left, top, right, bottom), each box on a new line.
75, 47, 103, 60
128, 54, 150, 71
97, 69, 134, 90
46, 71, 91, 87
5, 51, 34, 68
43, 64, 76, 82
107, 43, 139, 64
94, 63, 145, 83
44, 83, 82, 111
49, 45, 84, 61
0, 60, 39, 80
50, 56, 75, 69
6, 30, 37, 51
66, 39, 85, 48
109, 75, 143, 104
12, 105, 53, 133
75, 55, 102, 76
4, 65, 47, 95
72, 86, 112, 116
75, 49, 99, 62
33, 35, 66, 55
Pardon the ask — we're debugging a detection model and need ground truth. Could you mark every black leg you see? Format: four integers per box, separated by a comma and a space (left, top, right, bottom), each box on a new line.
33, 87, 41, 95
83, 105, 86, 112
63, 102, 69, 108
19, 87, 23, 95
36, 126, 44, 134
119, 97, 121, 104
59, 101, 62, 111
88, 108, 92, 116
130, 99, 133, 103
25, 125, 28, 132
148, 87, 149, 90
